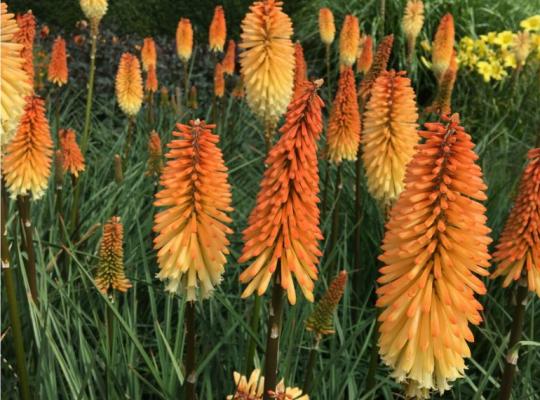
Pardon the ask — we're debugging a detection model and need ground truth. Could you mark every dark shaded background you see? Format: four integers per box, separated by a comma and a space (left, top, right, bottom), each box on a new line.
9, 0, 307, 37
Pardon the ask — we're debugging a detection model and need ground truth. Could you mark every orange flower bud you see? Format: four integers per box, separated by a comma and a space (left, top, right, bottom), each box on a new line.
3, 96, 53, 199
239, 80, 324, 305
222, 39, 236, 75
214, 62, 225, 98
493, 148, 540, 296
1, 3, 32, 144
145, 130, 163, 178
209, 5, 226, 52
293, 41, 307, 97
357, 35, 373, 74
48, 36, 69, 86
318, 8, 335, 45
377, 114, 491, 398
14, 11, 36, 86
362, 70, 419, 205
95, 216, 131, 294
176, 18, 193, 62
141, 37, 157, 71
115, 53, 143, 117
240, 0, 294, 123
359, 34, 393, 101
327, 67, 360, 164
339, 15, 360, 67
154, 120, 233, 301
426, 51, 457, 115
188, 85, 199, 109
432, 13, 454, 81
145, 65, 158, 93
59, 128, 85, 177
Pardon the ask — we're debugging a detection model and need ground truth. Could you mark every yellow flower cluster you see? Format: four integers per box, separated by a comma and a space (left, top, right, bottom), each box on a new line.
457, 15, 540, 82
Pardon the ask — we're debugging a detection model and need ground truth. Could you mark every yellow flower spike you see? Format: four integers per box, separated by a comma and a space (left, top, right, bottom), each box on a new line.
318, 8, 335, 45
176, 18, 193, 63
80, 0, 108, 24
1, 3, 32, 145
3, 95, 53, 199
339, 15, 360, 67
402, 0, 424, 59
115, 52, 143, 117
95, 216, 131, 294
239, 0, 295, 124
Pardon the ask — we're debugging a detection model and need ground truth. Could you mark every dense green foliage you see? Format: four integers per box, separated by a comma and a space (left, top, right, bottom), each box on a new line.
2, 0, 540, 399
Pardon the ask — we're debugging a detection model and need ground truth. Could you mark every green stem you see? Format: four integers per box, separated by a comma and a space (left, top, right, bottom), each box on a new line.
183, 61, 189, 109
16, 196, 38, 304
321, 163, 330, 221
379, 0, 386, 38
185, 301, 197, 400
365, 324, 379, 395
245, 295, 262, 374
263, 275, 284, 400
330, 164, 343, 252
302, 334, 321, 394
325, 44, 332, 103
2, 186, 32, 400
499, 282, 529, 400
70, 28, 98, 237
123, 117, 135, 163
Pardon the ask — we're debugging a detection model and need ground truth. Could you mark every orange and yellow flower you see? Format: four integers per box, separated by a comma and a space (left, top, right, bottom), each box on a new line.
226, 369, 264, 400
145, 130, 163, 178
214, 62, 225, 98
427, 51, 457, 115
318, 8, 335, 45
1, 3, 32, 145
209, 5, 227, 52
357, 35, 373, 74
176, 18, 193, 62
327, 67, 360, 164
115, 52, 143, 117
239, 0, 294, 123
402, 0, 424, 58
377, 114, 492, 398
48, 36, 68, 86
362, 70, 419, 205
153, 120, 233, 301
3, 96, 53, 199
432, 13, 455, 81
222, 39, 236, 75
293, 41, 307, 97
339, 15, 360, 67
239, 80, 324, 304
14, 11, 36, 86
95, 216, 131, 294
492, 148, 540, 296
59, 128, 85, 177
141, 37, 157, 71
359, 34, 394, 101
145, 65, 158, 93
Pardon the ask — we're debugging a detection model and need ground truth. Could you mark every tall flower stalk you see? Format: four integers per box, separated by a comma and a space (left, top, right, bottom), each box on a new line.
318, 8, 335, 101
176, 18, 193, 104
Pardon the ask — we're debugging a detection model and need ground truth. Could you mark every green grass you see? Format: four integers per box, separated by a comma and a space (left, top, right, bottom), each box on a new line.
2, 0, 540, 399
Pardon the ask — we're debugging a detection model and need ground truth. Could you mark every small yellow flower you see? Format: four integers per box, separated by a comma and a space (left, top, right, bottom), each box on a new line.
460, 36, 474, 50
520, 15, 540, 32
480, 31, 497, 44
420, 55, 432, 69
420, 39, 431, 51
476, 61, 493, 82
490, 61, 507, 80
494, 31, 515, 49
501, 50, 517, 68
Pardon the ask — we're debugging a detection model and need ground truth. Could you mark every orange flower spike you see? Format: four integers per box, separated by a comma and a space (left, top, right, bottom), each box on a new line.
1, 3, 32, 145
14, 11, 36, 86
339, 15, 360, 67
377, 114, 492, 398
427, 51, 458, 115
115, 53, 143, 117
146, 130, 163, 177
48, 36, 69, 86
59, 128, 85, 177
327, 67, 360, 164
95, 216, 131, 294
222, 39, 236, 75
176, 18, 193, 62
293, 41, 307, 97
402, 0, 424, 58
209, 5, 227, 52
362, 70, 419, 205
239, 80, 325, 305
318, 8, 335, 45
239, 0, 294, 123
145, 65, 158, 93
357, 35, 373, 74
492, 148, 540, 296
432, 13, 455, 81
3, 96, 53, 199
214, 62, 225, 98
141, 37, 157, 71
359, 34, 394, 101
153, 119, 233, 301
